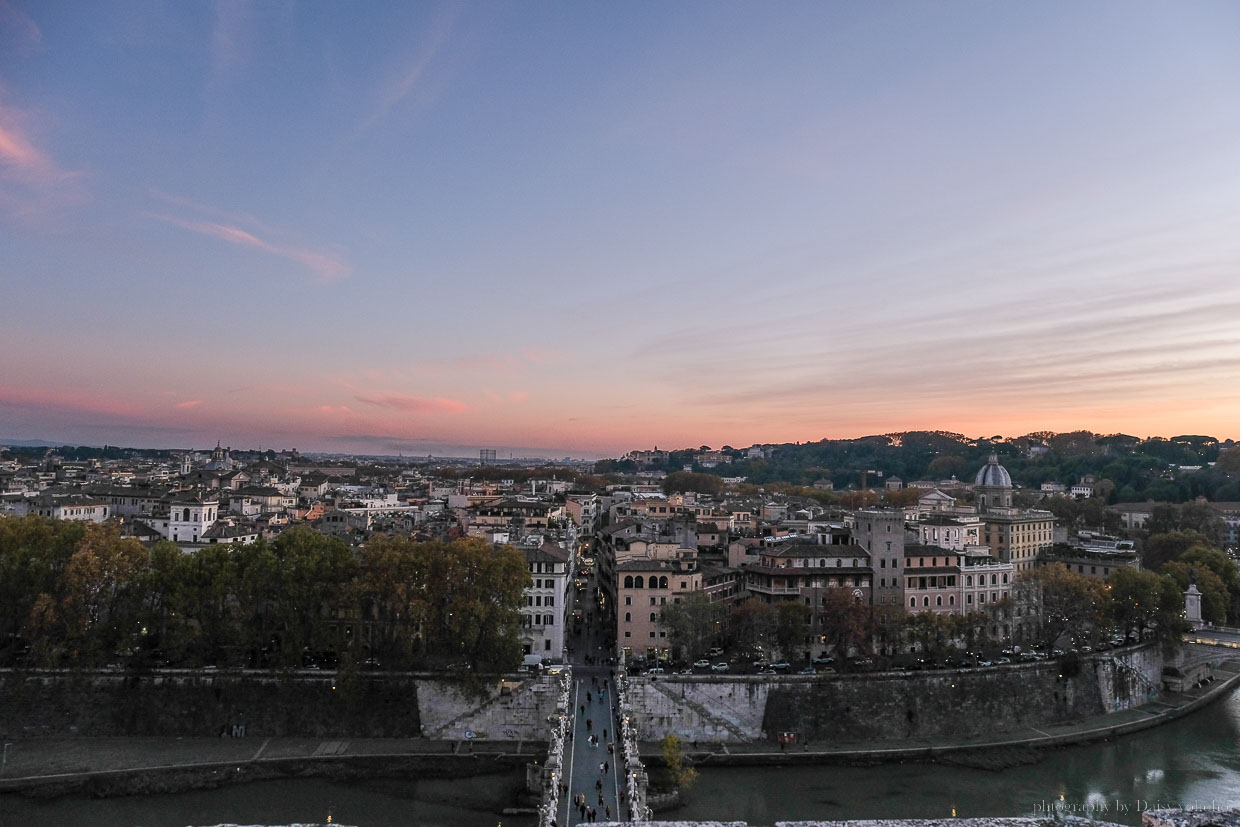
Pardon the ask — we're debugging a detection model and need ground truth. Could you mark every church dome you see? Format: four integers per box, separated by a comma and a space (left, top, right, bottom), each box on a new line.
974, 453, 1012, 488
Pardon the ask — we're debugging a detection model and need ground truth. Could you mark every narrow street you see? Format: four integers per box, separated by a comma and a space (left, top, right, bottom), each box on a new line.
557, 560, 626, 826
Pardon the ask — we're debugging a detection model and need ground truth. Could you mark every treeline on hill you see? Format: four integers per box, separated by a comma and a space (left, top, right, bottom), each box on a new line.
0, 516, 529, 673
598, 431, 1240, 504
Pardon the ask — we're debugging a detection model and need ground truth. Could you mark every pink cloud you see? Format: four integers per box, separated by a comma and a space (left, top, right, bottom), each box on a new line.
147, 210, 351, 282
314, 404, 354, 414
355, 394, 467, 414
0, 99, 86, 221
175, 399, 203, 410
0, 385, 144, 419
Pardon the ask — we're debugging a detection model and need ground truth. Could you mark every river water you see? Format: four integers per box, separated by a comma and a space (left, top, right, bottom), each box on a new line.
5, 689, 1240, 826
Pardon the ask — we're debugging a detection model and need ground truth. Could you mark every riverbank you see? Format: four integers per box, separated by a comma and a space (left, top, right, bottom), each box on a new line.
639, 655, 1240, 769
0, 737, 541, 799
3, 655, 1236, 802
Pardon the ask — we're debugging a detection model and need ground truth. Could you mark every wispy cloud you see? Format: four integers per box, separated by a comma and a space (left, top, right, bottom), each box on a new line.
355, 394, 467, 414
0, 1, 42, 56
147, 210, 351, 282
0, 97, 86, 221
359, 3, 460, 132
175, 399, 203, 410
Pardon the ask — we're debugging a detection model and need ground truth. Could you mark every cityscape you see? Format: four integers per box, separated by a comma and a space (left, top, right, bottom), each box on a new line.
3, 2, 1240, 827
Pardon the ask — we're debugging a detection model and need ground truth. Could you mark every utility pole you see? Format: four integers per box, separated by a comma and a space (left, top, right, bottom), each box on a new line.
2, 742, 10, 775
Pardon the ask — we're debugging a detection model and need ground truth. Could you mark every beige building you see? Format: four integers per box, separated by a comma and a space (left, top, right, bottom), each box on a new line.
982, 508, 1055, 573
617, 556, 702, 660
973, 454, 1055, 573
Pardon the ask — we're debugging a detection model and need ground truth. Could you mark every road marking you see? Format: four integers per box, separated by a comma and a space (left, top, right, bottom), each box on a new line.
250, 738, 270, 761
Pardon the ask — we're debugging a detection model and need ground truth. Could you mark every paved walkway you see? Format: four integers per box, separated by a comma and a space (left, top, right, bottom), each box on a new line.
558, 563, 626, 826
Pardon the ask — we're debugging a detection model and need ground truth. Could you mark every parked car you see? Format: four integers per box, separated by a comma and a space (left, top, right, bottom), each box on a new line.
812, 656, 835, 666
771, 662, 791, 671
798, 666, 817, 675
711, 662, 729, 672
693, 659, 711, 668
707, 647, 724, 657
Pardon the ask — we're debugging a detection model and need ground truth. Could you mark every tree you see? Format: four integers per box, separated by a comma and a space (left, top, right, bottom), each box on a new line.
1179, 545, 1240, 623
839, 490, 879, 509
818, 588, 871, 659
60, 523, 149, 664
662, 471, 723, 496
1142, 531, 1213, 571
772, 601, 811, 661
1216, 447, 1240, 476
1106, 568, 1167, 641
882, 488, 923, 508
1161, 561, 1228, 625
659, 734, 697, 790
659, 591, 724, 661
1012, 564, 1106, 652
728, 602, 775, 655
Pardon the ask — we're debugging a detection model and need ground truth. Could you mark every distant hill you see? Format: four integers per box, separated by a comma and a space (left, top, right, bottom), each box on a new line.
0, 439, 81, 448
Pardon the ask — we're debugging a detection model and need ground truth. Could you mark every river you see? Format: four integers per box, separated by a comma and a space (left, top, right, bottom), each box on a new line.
5, 688, 1240, 826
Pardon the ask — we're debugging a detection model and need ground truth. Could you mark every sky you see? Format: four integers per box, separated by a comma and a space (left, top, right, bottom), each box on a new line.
2, 1, 1240, 460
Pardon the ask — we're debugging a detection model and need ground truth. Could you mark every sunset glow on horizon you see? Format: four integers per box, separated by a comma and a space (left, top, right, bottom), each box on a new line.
3, 2, 1240, 459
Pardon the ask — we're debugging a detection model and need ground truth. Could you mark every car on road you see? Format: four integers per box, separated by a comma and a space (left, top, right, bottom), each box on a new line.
812, 656, 834, 666
693, 659, 711, 668
798, 666, 817, 675
771, 662, 790, 671
710, 662, 729, 672
707, 647, 724, 657
757, 668, 776, 675
647, 667, 665, 675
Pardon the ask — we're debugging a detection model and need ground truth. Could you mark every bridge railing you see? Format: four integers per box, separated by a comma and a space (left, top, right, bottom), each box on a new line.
537, 669, 572, 827
616, 661, 651, 822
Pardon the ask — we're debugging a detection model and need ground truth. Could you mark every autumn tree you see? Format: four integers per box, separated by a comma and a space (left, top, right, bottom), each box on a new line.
818, 588, 871, 659
1012, 564, 1106, 652
660, 591, 724, 660
774, 601, 811, 661
728, 602, 776, 655
59, 523, 150, 664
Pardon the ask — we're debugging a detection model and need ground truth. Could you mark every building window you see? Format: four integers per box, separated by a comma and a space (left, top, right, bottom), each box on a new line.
625, 612, 631, 622
625, 596, 631, 605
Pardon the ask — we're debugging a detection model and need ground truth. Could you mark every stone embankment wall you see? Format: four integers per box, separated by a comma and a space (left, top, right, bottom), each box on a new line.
625, 646, 1161, 744
0, 670, 561, 741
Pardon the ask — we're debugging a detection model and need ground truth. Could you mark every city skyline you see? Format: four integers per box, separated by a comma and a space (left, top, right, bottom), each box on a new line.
3, 2, 1240, 458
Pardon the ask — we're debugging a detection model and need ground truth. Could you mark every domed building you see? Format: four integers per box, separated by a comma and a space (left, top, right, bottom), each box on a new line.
974, 452, 1012, 513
